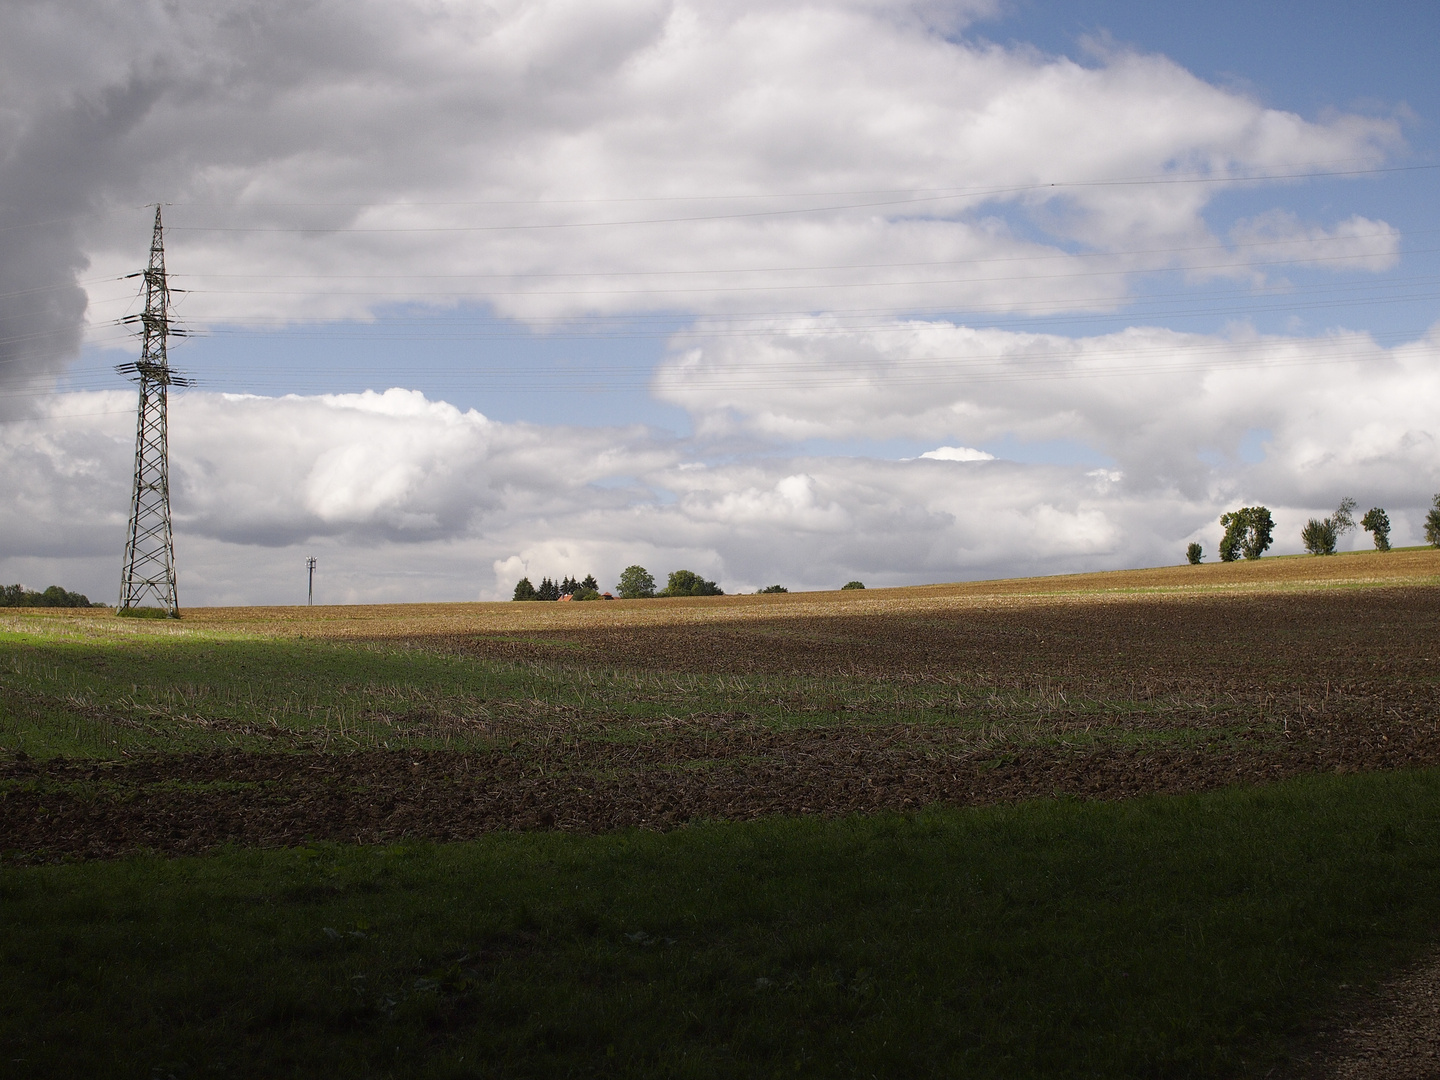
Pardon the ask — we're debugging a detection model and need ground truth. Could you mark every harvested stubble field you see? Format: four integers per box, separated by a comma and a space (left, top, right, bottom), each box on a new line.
2, 548, 1439, 860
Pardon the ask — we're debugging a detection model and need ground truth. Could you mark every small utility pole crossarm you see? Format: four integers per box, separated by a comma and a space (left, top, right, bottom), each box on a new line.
117, 206, 186, 616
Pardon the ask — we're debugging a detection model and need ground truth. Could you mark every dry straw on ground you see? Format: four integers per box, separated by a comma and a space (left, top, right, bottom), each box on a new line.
16, 546, 1428, 643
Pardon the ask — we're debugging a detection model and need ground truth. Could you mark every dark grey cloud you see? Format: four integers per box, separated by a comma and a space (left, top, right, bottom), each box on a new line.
0, 78, 170, 408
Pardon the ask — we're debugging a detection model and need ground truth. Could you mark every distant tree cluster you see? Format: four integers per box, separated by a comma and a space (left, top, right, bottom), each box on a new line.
616, 566, 656, 599
512, 573, 603, 601
743, 582, 869, 593
658, 570, 723, 597
1218, 507, 1275, 561
516, 564, 729, 601
1203, 494, 1427, 564
1302, 497, 1356, 556
514, 568, 886, 599
0, 584, 98, 608
1186, 542, 1203, 565
1361, 508, 1391, 552
1304, 497, 1407, 555
565, 575, 601, 600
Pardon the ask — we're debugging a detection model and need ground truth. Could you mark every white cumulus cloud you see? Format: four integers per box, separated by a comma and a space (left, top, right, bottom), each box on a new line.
0, 0, 1406, 398
655, 317, 1440, 502
918, 446, 995, 461
4, 373, 1438, 606
0, 0, 1430, 606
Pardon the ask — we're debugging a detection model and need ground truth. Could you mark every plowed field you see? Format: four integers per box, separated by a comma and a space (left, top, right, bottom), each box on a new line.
4, 549, 1439, 862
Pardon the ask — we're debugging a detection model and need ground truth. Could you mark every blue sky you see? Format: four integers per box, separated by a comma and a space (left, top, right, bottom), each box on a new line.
68, 0, 1440, 429
5, 0, 1439, 602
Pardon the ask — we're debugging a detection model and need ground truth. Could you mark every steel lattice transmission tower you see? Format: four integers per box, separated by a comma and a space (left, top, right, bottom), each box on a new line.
117, 206, 190, 615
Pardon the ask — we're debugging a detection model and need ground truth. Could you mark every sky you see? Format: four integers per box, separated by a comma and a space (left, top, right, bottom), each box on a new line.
2, 0, 1437, 604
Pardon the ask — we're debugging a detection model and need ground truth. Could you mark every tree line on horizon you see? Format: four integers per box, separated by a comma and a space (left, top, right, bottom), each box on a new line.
512, 567, 869, 600
1186, 494, 1440, 564
1, 584, 101, 608
504, 492, 1440, 600
512, 566, 723, 601
511, 574, 601, 601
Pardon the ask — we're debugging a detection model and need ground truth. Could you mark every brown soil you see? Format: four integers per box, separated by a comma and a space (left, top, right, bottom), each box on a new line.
437, 585, 1440, 689
1281, 953, 1440, 1079
3, 707, 1436, 864
6, 578, 1440, 863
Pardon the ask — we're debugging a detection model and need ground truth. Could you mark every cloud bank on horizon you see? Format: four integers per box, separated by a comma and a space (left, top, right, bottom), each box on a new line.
0, 0, 1435, 603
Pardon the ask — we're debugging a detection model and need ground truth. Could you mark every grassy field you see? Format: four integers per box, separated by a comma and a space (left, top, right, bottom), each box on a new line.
3, 549, 1440, 1076
4, 772, 1440, 1078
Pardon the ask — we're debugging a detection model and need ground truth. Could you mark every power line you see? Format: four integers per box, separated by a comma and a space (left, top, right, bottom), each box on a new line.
0, 344, 1414, 419
2, 162, 1433, 414
4, 273, 1433, 384
8, 225, 1414, 312
6, 321, 1425, 410
154, 160, 1440, 208
160, 165, 1440, 235
2, 159, 1430, 237
151, 248, 1423, 303
26, 274, 1435, 350
15, 241, 1414, 345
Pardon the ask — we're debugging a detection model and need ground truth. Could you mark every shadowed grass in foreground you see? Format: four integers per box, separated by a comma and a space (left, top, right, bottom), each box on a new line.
4, 769, 1440, 1078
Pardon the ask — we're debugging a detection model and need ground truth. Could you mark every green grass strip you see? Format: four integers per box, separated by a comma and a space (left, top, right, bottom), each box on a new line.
0, 635, 1119, 758
4, 768, 1440, 1077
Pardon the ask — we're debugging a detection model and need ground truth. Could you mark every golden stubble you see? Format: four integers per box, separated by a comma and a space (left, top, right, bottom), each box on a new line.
7, 547, 1439, 644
